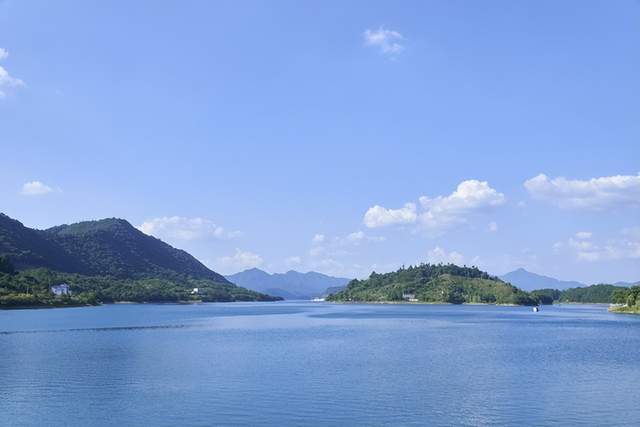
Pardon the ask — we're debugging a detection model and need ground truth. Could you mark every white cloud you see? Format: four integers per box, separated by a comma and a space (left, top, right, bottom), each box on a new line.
304, 230, 385, 276
561, 228, 640, 262
363, 27, 405, 55
488, 221, 498, 232
364, 180, 505, 233
138, 216, 240, 241
311, 234, 326, 244
21, 181, 54, 196
524, 173, 640, 210
575, 231, 592, 240
552, 241, 563, 254
426, 246, 466, 265
309, 230, 383, 258
0, 48, 25, 98
216, 249, 264, 273
364, 203, 417, 228
345, 231, 385, 244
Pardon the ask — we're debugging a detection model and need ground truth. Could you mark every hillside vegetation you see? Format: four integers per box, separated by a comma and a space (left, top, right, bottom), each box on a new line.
0, 214, 279, 307
327, 263, 538, 306
609, 286, 640, 314
0, 267, 277, 308
531, 284, 630, 304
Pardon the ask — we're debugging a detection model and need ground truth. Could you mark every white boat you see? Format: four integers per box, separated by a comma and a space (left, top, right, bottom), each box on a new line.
533, 306, 540, 312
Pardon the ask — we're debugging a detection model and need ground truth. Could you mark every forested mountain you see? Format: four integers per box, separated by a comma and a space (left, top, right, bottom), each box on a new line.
0, 213, 279, 306
327, 263, 538, 305
0, 214, 227, 281
45, 218, 228, 281
501, 268, 585, 291
0, 213, 86, 273
226, 268, 350, 299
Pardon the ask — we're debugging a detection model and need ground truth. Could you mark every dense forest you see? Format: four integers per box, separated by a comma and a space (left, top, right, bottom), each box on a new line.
0, 213, 279, 307
327, 263, 539, 305
0, 262, 279, 308
531, 284, 630, 304
609, 286, 640, 314
0, 213, 228, 281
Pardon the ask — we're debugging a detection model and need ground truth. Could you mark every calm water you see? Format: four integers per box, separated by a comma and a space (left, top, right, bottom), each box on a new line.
1, 302, 639, 426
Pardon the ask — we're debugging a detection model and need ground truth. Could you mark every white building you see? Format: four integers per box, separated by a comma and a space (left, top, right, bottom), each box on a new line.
51, 283, 71, 296
402, 293, 418, 302
191, 288, 199, 295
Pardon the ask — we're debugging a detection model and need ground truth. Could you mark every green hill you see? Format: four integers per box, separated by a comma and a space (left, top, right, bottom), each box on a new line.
531, 284, 630, 304
0, 213, 279, 306
0, 213, 86, 273
326, 263, 538, 306
1, 214, 228, 281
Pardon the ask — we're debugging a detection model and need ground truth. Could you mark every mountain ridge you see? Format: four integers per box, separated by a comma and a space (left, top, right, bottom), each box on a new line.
500, 268, 586, 291
226, 268, 351, 299
0, 213, 278, 305
501, 267, 638, 291
0, 213, 228, 282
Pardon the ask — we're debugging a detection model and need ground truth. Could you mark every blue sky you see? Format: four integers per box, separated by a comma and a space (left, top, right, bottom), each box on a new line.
1, 0, 639, 283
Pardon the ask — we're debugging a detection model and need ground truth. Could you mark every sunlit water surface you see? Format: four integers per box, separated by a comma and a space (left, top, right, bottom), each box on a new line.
1, 302, 639, 426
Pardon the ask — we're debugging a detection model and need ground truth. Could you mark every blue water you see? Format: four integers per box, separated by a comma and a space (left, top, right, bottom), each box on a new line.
1, 302, 639, 426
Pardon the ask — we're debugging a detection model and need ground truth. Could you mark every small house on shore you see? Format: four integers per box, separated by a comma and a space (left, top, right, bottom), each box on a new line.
51, 283, 71, 296
402, 292, 418, 302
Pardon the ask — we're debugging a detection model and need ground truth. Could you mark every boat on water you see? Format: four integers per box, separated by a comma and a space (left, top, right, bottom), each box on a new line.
533, 306, 540, 312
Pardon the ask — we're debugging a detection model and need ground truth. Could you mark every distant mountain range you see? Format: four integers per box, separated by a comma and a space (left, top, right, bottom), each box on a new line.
0, 213, 276, 302
226, 268, 351, 299
500, 268, 638, 291
500, 268, 585, 291
613, 280, 640, 287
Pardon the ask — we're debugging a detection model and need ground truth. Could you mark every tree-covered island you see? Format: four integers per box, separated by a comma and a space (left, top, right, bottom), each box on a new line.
326, 263, 539, 305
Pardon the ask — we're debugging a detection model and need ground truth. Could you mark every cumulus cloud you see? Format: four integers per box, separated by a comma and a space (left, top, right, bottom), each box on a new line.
561, 229, 640, 262
363, 27, 405, 55
364, 180, 505, 233
305, 230, 385, 276
575, 231, 592, 240
524, 173, 640, 210
0, 48, 25, 98
345, 231, 385, 244
309, 230, 384, 258
364, 203, 417, 228
426, 246, 466, 265
138, 216, 240, 241
311, 234, 325, 244
216, 249, 263, 273
21, 181, 54, 196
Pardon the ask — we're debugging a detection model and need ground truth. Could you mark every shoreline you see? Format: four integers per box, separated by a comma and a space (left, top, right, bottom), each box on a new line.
0, 299, 282, 311
324, 300, 523, 307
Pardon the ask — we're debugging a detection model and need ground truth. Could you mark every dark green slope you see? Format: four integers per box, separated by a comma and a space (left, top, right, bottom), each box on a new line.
327, 263, 538, 306
44, 218, 228, 281
0, 213, 87, 273
0, 213, 280, 306
532, 284, 630, 304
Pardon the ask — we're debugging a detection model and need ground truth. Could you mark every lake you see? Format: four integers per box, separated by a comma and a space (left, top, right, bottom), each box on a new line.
1, 302, 639, 426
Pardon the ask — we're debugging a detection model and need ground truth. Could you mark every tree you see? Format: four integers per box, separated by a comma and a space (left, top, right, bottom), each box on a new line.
0, 255, 15, 274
